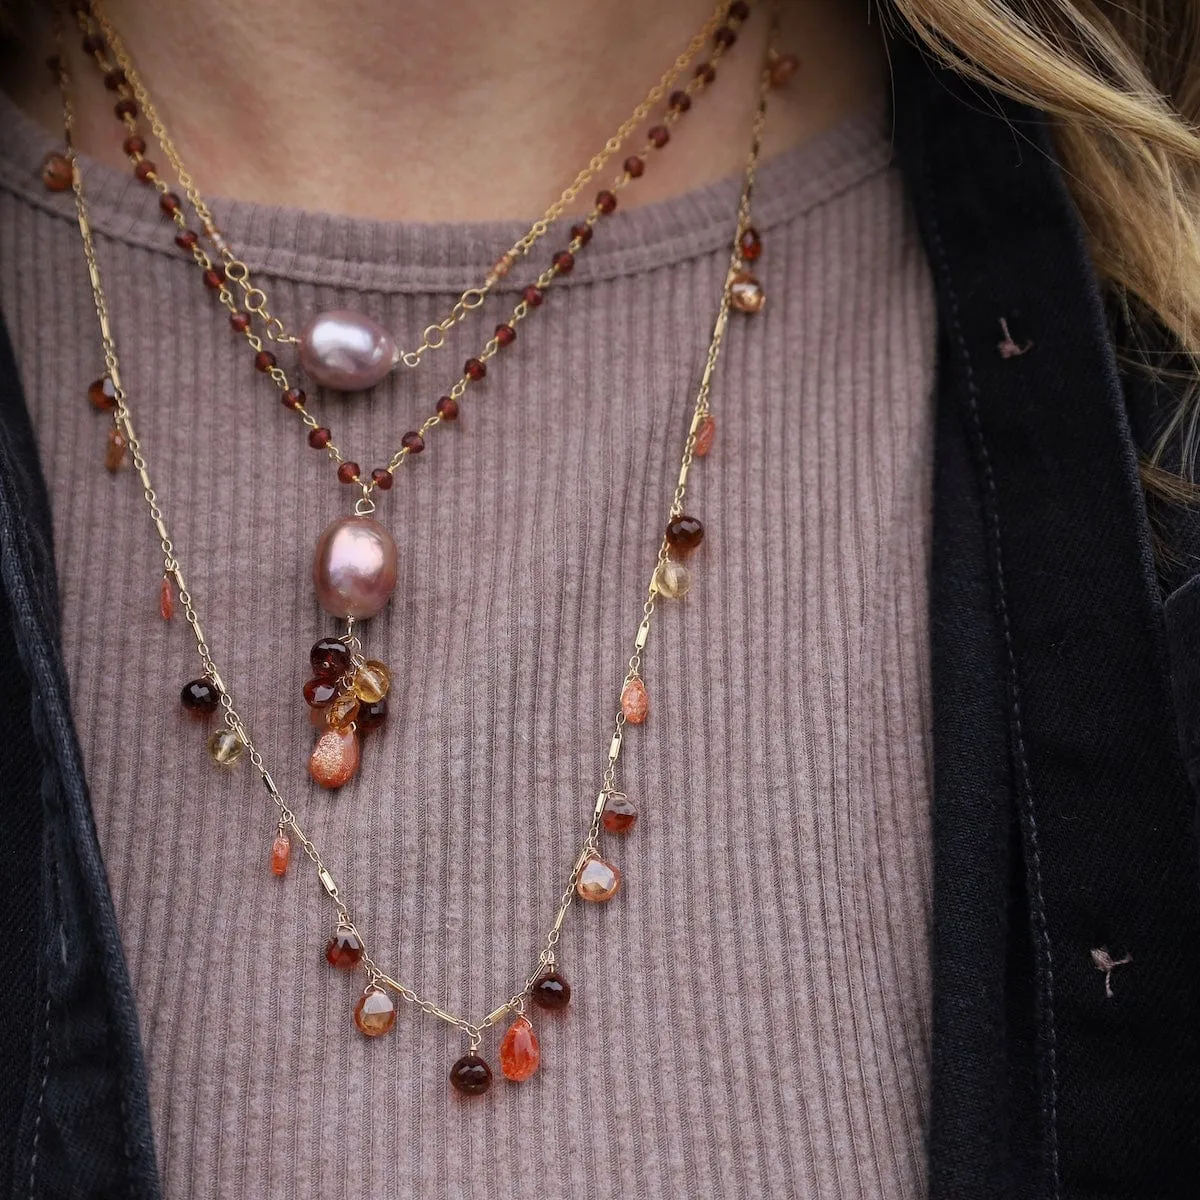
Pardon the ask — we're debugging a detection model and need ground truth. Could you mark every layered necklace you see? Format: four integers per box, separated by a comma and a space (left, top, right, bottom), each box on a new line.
49, 0, 790, 1093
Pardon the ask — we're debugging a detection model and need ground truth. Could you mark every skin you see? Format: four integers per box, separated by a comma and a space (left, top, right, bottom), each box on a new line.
2, 0, 885, 221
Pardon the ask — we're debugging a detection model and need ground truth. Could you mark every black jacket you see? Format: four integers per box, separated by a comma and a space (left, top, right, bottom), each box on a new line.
2, 40, 1198, 1200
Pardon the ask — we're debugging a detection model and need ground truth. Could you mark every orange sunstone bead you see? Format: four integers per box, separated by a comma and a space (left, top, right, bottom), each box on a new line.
576, 855, 621, 902
309, 727, 360, 789
270, 832, 291, 877
694, 414, 716, 457
499, 1016, 540, 1082
621, 678, 649, 724
354, 986, 396, 1037
159, 575, 175, 621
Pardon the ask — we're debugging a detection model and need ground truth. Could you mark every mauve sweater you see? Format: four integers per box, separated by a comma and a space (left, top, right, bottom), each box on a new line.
0, 94, 935, 1198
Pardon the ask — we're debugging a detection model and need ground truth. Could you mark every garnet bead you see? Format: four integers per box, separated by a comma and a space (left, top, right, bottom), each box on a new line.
401, 430, 425, 453
493, 323, 516, 347
648, 125, 670, 148
303, 677, 338, 707
40, 152, 72, 192
175, 230, 199, 252
202, 267, 224, 290
88, 375, 117, 411
371, 467, 394, 489
436, 395, 459, 421
694, 61, 716, 85
596, 189, 617, 215
354, 986, 396, 1037
464, 357, 486, 381
311, 637, 351, 680
337, 461, 360, 484
569, 222, 592, 247
230, 311, 251, 333
115, 97, 138, 119
624, 154, 645, 178
739, 226, 762, 262
282, 386, 306, 409
308, 427, 332, 449
158, 191, 180, 214
122, 134, 146, 156
602, 792, 639, 834
531, 970, 572, 1010
665, 514, 705, 554
668, 90, 691, 113
103, 68, 127, 91
499, 1016, 540, 1082
357, 697, 388, 732
553, 250, 575, 274
181, 677, 221, 715
132, 159, 155, 183
326, 928, 364, 970
728, 0, 750, 19
254, 349, 276, 372
522, 285, 544, 308
449, 1054, 492, 1096
81, 33, 104, 55
713, 25, 736, 48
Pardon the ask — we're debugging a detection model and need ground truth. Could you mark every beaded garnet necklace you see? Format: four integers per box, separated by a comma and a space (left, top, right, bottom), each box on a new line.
52, 1, 789, 1093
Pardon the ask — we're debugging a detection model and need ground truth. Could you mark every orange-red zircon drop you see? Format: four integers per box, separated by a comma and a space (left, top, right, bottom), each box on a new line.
499, 1016, 540, 1082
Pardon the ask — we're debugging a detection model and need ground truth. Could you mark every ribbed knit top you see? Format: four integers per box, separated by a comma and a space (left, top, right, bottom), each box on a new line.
0, 93, 935, 1199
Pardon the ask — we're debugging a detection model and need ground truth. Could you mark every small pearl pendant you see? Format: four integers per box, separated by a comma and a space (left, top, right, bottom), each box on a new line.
299, 309, 398, 392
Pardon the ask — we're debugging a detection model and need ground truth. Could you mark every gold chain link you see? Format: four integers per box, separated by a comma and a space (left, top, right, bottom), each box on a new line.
56, 8, 776, 1048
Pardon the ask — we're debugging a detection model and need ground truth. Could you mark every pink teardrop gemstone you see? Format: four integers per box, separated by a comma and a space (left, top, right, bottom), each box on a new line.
499, 1016, 540, 1081
576, 855, 621, 902
313, 516, 398, 619
694, 414, 716, 457
309, 727, 360, 789
621, 678, 649, 724
299, 309, 398, 392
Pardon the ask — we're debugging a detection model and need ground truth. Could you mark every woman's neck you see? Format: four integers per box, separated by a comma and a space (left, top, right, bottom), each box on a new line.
3, 0, 885, 221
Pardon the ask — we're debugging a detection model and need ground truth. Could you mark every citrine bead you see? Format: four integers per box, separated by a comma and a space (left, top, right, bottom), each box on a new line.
655, 559, 692, 599
531, 970, 571, 1010
354, 986, 396, 1037
729, 270, 765, 313
41, 151, 72, 192
357, 697, 388, 732
303, 677, 338, 707
159, 574, 175, 621
310, 637, 351, 681
207, 727, 243, 766
309, 727, 360, 788
325, 692, 361, 730
181, 677, 220, 715
602, 792, 638, 834
665, 514, 704, 555
326, 928, 364, 970
88, 375, 117, 410
621, 677, 649, 724
352, 660, 390, 704
499, 1016, 540, 1082
694, 414, 716, 457
449, 1054, 492, 1096
270, 832, 291, 877
104, 428, 128, 472
577, 855, 620, 902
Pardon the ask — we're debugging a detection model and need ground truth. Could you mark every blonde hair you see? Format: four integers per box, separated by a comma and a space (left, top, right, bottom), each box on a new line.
888, 0, 1200, 488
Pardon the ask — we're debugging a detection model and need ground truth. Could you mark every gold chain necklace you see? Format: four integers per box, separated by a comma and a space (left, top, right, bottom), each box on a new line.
57, 9, 778, 1093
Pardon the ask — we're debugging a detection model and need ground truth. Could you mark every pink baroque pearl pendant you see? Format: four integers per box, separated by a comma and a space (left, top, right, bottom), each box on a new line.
313, 516, 398, 619
299, 309, 398, 392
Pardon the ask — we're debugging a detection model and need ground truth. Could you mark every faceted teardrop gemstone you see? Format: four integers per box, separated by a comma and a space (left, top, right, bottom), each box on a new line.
326, 928, 364, 970
449, 1054, 493, 1095
576, 855, 621, 902
270, 832, 291, 877
665, 514, 704, 555
352, 660, 391, 704
159, 574, 175, 621
299, 309, 398, 392
729, 270, 766, 313
601, 792, 638, 834
353, 986, 396, 1037
313, 516, 398, 620
531, 970, 572, 1011
104, 428, 128, 472
325, 692, 361, 730
303, 677, 338, 708
357, 698, 388, 732
88, 375, 117, 411
499, 1016, 540, 1082
309, 727, 360, 789
693, 414, 716, 457
181, 677, 220, 715
310, 637, 351, 681
207, 727, 244, 766
621, 678, 649, 724
654, 559, 692, 600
